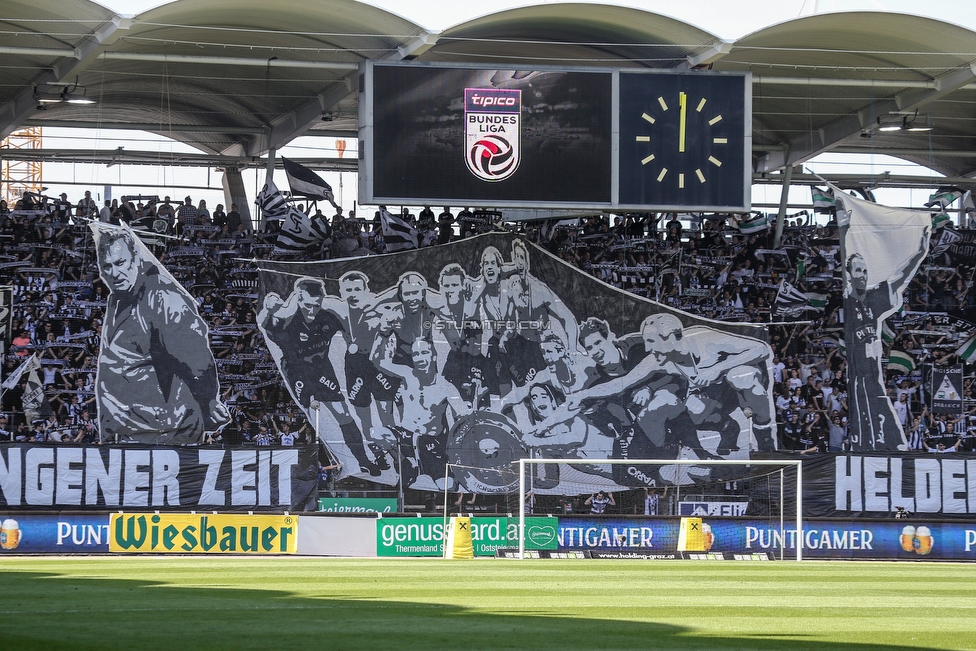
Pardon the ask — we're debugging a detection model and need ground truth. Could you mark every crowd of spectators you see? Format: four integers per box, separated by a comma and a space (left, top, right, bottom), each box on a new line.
0, 189, 973, 457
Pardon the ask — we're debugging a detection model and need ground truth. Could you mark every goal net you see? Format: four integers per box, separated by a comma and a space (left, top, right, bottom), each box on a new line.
515, 458, 804, 561
443, 462, 522, 517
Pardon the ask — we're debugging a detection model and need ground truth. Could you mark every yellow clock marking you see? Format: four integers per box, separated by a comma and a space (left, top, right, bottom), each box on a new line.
635, 96, 727, 188
678, 92, 687, 153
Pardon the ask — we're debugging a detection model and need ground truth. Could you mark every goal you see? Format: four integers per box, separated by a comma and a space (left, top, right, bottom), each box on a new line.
442, 462, 522, 517
515, 458, 804, 561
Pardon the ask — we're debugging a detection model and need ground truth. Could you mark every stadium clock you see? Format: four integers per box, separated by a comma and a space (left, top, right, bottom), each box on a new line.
617, 71, 749, 211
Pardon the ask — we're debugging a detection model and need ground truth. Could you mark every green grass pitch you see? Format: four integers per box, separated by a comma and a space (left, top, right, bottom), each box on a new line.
1, 557, 974, 650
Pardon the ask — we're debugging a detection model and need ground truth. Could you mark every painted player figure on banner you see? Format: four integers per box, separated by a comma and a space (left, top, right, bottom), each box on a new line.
837, 195, 929, 451
434, 262, 492, 407
337, 270, 397, 471
497, 239, 581, 387
377, 336, 472, 489
254, 233, 777, 493
528, 313, 775, 485
92, 225, 229, 444
258, 277, 379, 475
550, 316, 711, 484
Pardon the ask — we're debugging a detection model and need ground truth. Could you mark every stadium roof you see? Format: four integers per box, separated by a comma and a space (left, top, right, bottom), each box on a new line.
2, 0, 976, 182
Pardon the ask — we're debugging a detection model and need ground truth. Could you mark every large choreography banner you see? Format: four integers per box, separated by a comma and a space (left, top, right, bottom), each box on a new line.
802, 452, 976, 519
90, 224, 230, 444
255, 233, 775, 495
834, 186, 930, 452
0, 443, 319, 511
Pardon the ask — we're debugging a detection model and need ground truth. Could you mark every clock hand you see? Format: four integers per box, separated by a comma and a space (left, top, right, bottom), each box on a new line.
678, 92, 687, 153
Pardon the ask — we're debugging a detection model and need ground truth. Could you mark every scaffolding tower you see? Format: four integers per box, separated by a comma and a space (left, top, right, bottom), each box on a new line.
2, 127, 43, 205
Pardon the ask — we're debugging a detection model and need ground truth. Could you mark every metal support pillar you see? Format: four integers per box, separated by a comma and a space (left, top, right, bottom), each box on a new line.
773, 160, 793, 249
221, 167, 254, 230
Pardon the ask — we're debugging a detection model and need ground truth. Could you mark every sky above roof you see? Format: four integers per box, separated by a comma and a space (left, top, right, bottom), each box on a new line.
97, 0, 976, 39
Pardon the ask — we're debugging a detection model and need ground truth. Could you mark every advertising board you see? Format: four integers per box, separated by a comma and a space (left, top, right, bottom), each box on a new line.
109, 513, 298, 554
555, 517, 976, 560
318, 498, 397, 514
0, 514, 111, 553
376, 516, 558, 557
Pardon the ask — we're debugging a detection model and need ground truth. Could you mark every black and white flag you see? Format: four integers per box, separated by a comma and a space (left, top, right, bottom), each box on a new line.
380, 207, 419, 251
282, 157, 338, 207
256, 177, 329, 254
773, 280, 814, 319
22, 358, 53, 419
2, 353, 39, 390
961, 190, 975, 226
90, 223, 229, 444
931, 226, 962, 257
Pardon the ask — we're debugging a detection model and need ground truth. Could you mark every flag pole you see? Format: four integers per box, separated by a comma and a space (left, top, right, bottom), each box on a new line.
263, 147, 277, 231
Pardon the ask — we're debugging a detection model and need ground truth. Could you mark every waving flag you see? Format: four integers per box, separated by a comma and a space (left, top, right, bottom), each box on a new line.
737, 213, 768, 235
811, 186, 835, 213
803, 291, 827, 310
282, 157, 338, 208
833, 183, 929, 452
926, 189, 961, 211
256, 177, 329, 254
931, 212, 952, 230
887, 350, 916, 374
2, 352, 39, 390
961, 190, 975, 226
21, 358, 53, 418
931, 227, 962, 256
956, 335, 976, 364
881, 321, 896, 346
774, 280, 814, 319
380, 207, 419, 252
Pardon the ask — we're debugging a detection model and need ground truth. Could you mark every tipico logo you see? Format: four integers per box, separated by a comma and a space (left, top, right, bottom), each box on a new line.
464, 88, 521, 182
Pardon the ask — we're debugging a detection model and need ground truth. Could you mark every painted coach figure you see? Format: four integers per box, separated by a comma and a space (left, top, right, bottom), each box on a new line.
94, 226, 229, 444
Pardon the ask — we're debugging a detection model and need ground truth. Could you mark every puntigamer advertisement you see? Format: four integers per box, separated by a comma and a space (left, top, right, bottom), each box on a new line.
554, 517, 976, 560
373, 516, 976, 560
0, 515, 111, 553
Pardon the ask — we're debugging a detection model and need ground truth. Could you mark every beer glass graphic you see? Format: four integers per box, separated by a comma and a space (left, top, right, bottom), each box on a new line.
915, 526, 933, 555
0, 518, 20, 550
900, 526, 916, 553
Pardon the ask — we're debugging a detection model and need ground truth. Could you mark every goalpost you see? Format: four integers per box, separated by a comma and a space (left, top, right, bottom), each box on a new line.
516, 458, 804, 561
